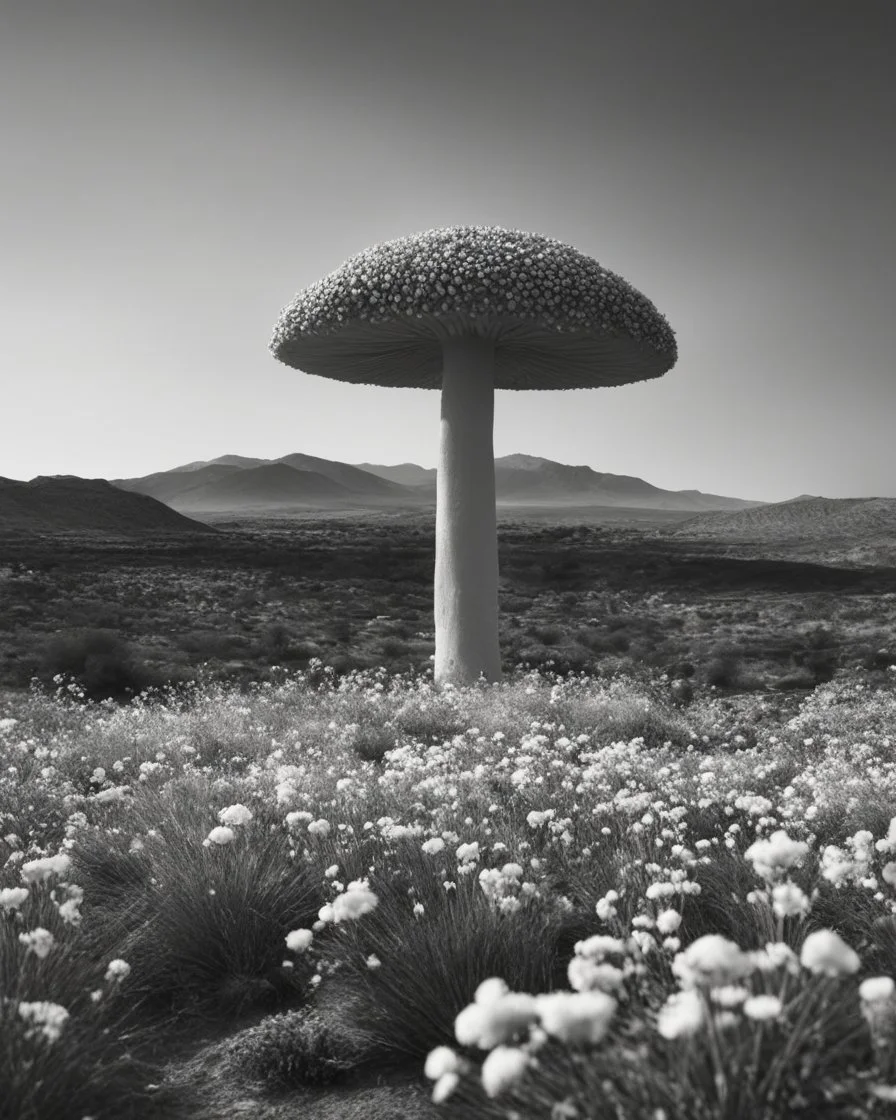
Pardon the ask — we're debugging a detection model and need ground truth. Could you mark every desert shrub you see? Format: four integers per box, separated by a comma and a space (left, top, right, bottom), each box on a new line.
224, 1007, 362, 1089
350, 723, 398, 763
530, 625, 564, 646
381, 637, 412, 660
703, 645, 743, 689
73, 783, 322, 1013
0, 878, 165, 1120
316, 846, 576, 1061
38, 629, 151, 700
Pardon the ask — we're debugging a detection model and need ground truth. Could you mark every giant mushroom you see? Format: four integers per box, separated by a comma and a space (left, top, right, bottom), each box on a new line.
270, 226, 676, 685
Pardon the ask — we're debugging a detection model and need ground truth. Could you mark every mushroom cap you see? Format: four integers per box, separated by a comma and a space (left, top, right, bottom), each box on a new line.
270, 226, 676, 390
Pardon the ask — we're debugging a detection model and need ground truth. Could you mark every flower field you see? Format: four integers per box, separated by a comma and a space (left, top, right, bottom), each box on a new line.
3, 662, 896, 1118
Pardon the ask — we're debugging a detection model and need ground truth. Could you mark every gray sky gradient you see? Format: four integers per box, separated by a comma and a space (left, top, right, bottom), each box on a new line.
1, 0, 893, 501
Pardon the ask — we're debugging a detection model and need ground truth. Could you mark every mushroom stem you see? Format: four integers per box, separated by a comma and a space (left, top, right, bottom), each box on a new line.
434, 335, 502, 685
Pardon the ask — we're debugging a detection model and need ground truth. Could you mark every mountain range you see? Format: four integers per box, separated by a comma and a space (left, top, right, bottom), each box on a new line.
112, 453, 762, 514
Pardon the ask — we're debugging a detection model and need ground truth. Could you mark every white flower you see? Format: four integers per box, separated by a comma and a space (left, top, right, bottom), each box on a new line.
456, 842, 480, 864
882, 862, 896, 886
0, 887, 29, 910
744, 830, 808, 882
331, 879, 378, 923
574, 935, 626, 959
672, 935, 751, 989
712, 985, 749, 1008
656, 909, 682, 935
454, 989, 539, 1049
104, 959, 131, 983
275, 781, 298, 805
307, 819, 331, 837
94, 786, 130, 803
526, 810, 555, 829
751, 941, 800, 975
20, 854, 71, 883
859, 976, 896, 1003
656, 989, 704, 1038
536, 990, 616, 1044
17, 1000, 69, 1044
567, 958, 625, 994
800, 929, 861, 976
743, 994, 783, 1021
474, 977, 509, 1006
432, 1071, 460, 1103
425, 1045, 460, 1080
421, 838, 445, 855
19, 927, 55, 959
481, 1045, 530, 1098
285, 928, 314, 953
771, 882, 811, 919
205, 826, 235, 846
365, 954, 381, 969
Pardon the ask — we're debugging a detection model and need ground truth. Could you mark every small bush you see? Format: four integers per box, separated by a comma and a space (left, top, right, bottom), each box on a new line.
703, 646, 743, 689
39, 629, 151, 700
224, 1007, 361, 1089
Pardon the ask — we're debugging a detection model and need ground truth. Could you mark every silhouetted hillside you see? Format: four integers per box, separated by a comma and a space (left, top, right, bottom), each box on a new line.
0, 476, 215, 536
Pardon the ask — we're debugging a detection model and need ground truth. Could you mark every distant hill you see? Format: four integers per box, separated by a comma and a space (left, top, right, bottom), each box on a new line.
361, 455, 759, 511
114, 463, 244, 503
113, 452, 759, 515
166, 464, 355, 511
274, 454, 408, 497
667, 496, 896, 566
0, 476, 215, 536
115, 453, 413, 508
355, 462, 437, 487
170, 454, 270, 472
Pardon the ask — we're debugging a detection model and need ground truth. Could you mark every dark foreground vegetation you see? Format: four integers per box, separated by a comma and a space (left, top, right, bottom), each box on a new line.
1, 512, 895, 701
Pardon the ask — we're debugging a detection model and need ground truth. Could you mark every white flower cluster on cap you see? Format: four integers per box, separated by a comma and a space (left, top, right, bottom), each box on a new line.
272, 226, 676, 355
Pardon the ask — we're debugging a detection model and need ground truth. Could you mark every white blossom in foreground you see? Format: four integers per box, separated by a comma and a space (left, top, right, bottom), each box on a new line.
285, 928, 314, 953
744, 830, 809, 882
454, 989, 539, 1049
104, 959, 131, 983
743, 994, 783, 1021
20, 854, 71, 883
0, 887, 29, 910
672, 935, 751, 989
536, 990, 617, 1044
17, 1000, 70, 1044
771, 882, 811, 919
218, 803, 253, 827
205, 826, 235, 846
425, 1045, 461, 1080
656, 909, 682, 935
859, 976, 896, 1003
432, 1072, 460, 1104
799, 929, 860, 977
656, 989, 704, 1039
331, 879, 379, 923
18, 927, 55, 959
481, 1045, 530, 1098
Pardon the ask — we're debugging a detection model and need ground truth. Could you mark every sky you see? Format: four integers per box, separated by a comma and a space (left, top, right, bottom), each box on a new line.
1, 0, 894, 502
